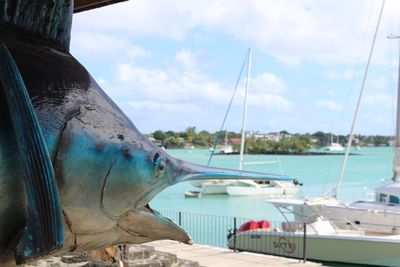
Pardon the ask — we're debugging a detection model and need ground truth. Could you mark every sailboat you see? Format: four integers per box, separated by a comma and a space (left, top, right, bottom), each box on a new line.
220, 131, 234, 154
318, 35, 400, 233
323, 135, 344, 152
190, 49, 299, 196
271, 11, 400, 233
227, 5, 400, 265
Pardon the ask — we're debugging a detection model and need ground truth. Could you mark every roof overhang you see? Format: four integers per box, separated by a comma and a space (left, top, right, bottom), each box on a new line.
74, 0, 127, 13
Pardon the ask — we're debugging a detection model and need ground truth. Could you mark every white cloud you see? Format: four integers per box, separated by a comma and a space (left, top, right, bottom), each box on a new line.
175, 49, 198, 70
362, 114, 387, 124
73, 0, 398, 67
71, 33, 150, 63
364, 93, 394, 107
366, 75, 388, 90
129, 101, 199, 112
314, 99, 344, 111
326, 69, 355, 80
99, 58, 293, 117
251, 72, 287, 94
248, 94, 293, 110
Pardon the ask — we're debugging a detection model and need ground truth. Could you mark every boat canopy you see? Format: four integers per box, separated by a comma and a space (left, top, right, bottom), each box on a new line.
267, 197, 340, 208
375, 182, 400, 197
267, 199, 306, 208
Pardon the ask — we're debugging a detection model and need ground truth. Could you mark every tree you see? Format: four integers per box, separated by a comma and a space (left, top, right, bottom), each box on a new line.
164, 136, 183, 148
185, 127, 197, 143
153, 130, 166, 143
194, 130, 211, 147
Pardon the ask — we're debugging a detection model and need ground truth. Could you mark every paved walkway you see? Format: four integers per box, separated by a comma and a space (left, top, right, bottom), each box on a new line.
148, 240, 321, 267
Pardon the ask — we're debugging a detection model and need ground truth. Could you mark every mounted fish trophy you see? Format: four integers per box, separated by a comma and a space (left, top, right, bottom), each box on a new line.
0, 0, 292, 265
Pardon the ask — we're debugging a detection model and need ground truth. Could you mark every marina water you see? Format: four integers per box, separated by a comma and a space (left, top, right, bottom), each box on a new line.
151, 147, 392, 221
150, 147, 392, 266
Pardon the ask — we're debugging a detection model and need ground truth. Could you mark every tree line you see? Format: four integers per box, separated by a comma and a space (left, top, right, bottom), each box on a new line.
147, 127, 393, 154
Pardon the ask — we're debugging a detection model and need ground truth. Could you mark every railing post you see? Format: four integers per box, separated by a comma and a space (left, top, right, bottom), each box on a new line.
178, 211, 182, 226
303, 220, 307, 263
233, 217, 237, 252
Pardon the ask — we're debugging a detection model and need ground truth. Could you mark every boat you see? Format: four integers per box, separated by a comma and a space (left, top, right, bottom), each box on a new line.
321, 182, 400, 233
317, 32, 400, 233
219, 131, 234, 154
226, 179, 299, 197
184, 190, 202, 198
190, 49, 299, 197
323, 135, 344, 152
190, 180, 233, 194
227, 198, 400, 266
227, 5, 400, 265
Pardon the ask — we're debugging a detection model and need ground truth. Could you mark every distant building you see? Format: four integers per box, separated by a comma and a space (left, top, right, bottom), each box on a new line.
229, 137, 241, 144
249, 131, 292, 142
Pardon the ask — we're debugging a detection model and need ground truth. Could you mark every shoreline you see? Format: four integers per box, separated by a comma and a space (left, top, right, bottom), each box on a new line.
213, 151, 359, 156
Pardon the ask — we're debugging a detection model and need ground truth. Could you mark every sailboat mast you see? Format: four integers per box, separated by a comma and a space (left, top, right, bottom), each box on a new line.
239, 48, 252, 170
389, 35, 400, 181
333, 0, 385, 198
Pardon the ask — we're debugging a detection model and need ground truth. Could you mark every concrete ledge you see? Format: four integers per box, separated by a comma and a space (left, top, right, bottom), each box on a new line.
147, 240, 321, 267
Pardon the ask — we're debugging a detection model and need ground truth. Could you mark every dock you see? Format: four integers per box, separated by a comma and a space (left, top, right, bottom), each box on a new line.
25, 241, 322, 267
149, 240, 322, 266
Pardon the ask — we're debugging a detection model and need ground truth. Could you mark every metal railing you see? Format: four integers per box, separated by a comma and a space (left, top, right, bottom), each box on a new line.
158, 209, 308, 262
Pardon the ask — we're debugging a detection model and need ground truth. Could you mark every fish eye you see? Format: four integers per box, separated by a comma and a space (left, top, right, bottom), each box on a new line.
153, 152, 166, 178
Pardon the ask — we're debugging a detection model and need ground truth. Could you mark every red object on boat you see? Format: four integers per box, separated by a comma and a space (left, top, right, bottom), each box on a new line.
239, 220, 254, 231
260, 220, 270, 229
238, 220, 270, 231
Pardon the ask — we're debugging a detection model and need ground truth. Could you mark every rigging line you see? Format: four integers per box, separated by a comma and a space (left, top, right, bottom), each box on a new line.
321, 0, 378, 196
207, 52, 248, 166
333, 0, 386, 199
336, 0, 378, 135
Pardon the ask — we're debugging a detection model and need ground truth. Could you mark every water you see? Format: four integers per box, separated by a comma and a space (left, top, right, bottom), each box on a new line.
151, 147, 393, 220
150, 147, 393, 266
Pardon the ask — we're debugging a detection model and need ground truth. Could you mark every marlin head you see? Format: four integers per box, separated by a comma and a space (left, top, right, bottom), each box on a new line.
97, 142, 292, 248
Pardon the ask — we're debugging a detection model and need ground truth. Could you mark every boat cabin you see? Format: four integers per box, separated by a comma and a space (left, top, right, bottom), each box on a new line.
374, 182, 400, 205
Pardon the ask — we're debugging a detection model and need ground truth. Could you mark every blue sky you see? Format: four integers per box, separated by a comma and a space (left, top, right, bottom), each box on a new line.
70, 0, 400, 135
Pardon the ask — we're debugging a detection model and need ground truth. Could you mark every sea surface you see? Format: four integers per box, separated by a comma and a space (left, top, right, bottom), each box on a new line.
151, 146, 392, 220
150, 147, 392, 266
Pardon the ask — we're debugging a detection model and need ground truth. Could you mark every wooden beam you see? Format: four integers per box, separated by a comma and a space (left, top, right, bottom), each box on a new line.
74, 0, 127, 13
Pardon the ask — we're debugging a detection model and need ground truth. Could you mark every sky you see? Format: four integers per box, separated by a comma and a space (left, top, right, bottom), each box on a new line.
70, 0, 400, 135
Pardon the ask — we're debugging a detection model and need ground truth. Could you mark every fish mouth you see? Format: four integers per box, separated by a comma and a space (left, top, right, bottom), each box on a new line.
172, 160, 293, 184
118, 205, 192, 245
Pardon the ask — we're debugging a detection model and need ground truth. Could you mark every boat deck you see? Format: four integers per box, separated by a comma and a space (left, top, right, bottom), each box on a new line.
148, 240, 321, 266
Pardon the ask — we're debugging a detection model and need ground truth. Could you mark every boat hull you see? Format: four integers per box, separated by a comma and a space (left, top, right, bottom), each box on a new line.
322, 203, 400, 233
201, 183, 228, 194
226, 183, 298, 197
228, 230, 400, 266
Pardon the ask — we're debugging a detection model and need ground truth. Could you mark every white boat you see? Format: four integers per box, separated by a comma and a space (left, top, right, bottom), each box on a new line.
323, 135, 344, 152
227, 198, 400, 266
219, 145, 234, 154
228, 7, 400, 265
226, 180, 299, 197
190, 180, 233, 194
321, 182, 400, 233
190, 49, 299, 197
323, 142, 344, 152
317, 32, 400, 233
184, 190, 202, 198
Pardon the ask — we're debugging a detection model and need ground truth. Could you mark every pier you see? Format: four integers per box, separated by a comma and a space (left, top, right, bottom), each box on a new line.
26, 241, 321, 266
149, 240, 321, 266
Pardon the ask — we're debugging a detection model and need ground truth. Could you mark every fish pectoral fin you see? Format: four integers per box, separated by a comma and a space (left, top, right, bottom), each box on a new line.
0, 43, 64, 264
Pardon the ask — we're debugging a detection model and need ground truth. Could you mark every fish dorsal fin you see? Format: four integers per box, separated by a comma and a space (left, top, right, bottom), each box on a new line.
0, 43, 64, 264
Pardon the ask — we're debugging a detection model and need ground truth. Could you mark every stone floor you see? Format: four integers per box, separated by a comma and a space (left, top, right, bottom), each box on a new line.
25, 241, 321, 267
149, 240, 321, 267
